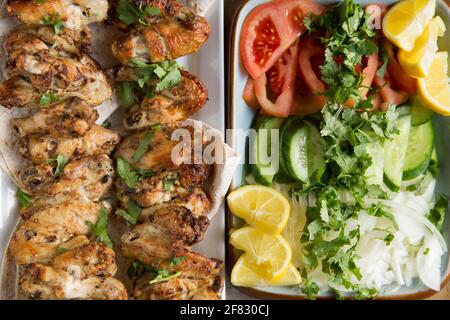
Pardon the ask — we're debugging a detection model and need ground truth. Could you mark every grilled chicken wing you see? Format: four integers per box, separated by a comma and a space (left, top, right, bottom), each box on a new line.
9, 191, 104, 264
0, 27, 111, 108
19, 125, 120, 165
7, 0, 109, 30
116, 165, 211, 216
20, 243, 127, 300
111, 0, 210, 65
133, 275, 223, 300
115, 126, 181, 170
122, 224, 221, 274
12, 99, 99, 138
19, 154, 115, 199
116, 68, 208, 129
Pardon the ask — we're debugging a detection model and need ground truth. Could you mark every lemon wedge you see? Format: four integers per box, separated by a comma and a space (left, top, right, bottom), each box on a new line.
382, 0, 436, 52
399, 16, 446, 78
418, 52, 450, 115
231, 254, 302, 287
230, 226, 292, 281
227, 185, 290, 235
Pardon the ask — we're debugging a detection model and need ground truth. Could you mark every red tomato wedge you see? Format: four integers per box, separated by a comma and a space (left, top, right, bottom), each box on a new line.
242, 78, 260, 109
374, 75, 410, 106
254, 42, 299, 117
346, 53, 379, 108
298, 37, 327, 107
240, 0, 325, 79
384, 41, 417, 94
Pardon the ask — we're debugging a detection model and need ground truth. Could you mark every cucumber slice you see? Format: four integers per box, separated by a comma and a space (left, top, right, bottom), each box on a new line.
383, 115, 411, 191
279, 117, 298, 175
410, 96, 434, 126
402, 121, 434, 180
281, 119, 325, 183
364, 141, 384, 186
251, 116, 284, 186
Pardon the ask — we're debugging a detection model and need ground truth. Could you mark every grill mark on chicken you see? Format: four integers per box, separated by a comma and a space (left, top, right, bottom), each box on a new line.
18, 125, 120, 165
111, 0, 210, 65
7, 0, 109, 31
20, 243, 128, 300
19, 154, 115, 198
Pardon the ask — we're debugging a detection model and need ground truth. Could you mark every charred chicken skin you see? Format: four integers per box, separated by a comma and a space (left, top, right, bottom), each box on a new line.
7, 0, 109, 30
111, 0, 210, 65
20, 242, 128, 300
0, 26, 112, 108
116, 68, 208, 129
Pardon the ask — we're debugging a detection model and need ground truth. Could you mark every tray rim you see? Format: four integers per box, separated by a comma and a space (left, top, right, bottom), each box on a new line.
226, 0, 450, 300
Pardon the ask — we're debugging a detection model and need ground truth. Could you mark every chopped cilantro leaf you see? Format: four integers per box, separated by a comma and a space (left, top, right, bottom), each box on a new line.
40, 92, 60, 107
17, 189, 31, 208
149, 269, 181, 284
41, 15, 64, 34
131, 125, 161, 162
116, 156, 138, 188
169, 256, 187, 267
115, 198, 142, 225
117, 0, 160, 26
87, 208, 114, 248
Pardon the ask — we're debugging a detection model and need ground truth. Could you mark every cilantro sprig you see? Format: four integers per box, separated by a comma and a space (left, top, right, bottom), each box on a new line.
17, 189, 31, 208
115, 198, 142, 225
305, 0, 377, 106
117, 60, 182, 109
87, 208, 114, 249
116, 157, 156, 188
116, 0, 160, 26
41, 15, 64, 34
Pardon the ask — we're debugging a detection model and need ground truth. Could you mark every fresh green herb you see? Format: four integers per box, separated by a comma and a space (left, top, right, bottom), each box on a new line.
57, 247, 68, 254
131, 125, 161, 162
129, 59, 182, 92
169, 256, 187, 267
423, 248, 430, 255
47, 154, 68, 175
87, 208, 114, 248
427, 195, 448, 232
117, 0, 160, 26
115, 198, 142, 225
163, 177, 176, 192
41, 15, 64, 34
35, 0, 45, 4
305, 0, 377, 105
301, 279, 320, 300
116, 156, 139, 188
291, 102, 401, 299
376, 44, 390, 78
39, 92, 60, 107
383, 233, 395, 245
149, 269, 182, 284
117, 81, 136, 109
16, 189, 31, 208
116, 157, 156, 188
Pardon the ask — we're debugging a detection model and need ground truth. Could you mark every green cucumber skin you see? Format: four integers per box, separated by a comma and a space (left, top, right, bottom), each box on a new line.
279, 117, 299, 176
402, 121, 434, 181
410, 97, 434, 126
280, 119, 325, 183
383, 115, 411, 191
252, 116, 284, 186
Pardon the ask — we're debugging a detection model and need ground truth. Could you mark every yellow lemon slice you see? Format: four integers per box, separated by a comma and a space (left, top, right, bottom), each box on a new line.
230, 226, 292, 281
399, 16, 446, 78
227, 185, 290, 235
231, 255, 302, 287
382, 0, 436, 52
418, 52, 450, 115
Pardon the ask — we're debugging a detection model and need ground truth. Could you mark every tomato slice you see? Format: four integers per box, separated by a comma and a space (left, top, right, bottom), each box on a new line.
242, 77, 260, 109
384, 41, 417, 94
374, 75, 410, 106
298, 37, 327, 107
254, 43, 299, 118
346, 52, 379, 108
240, 0, 325, 79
